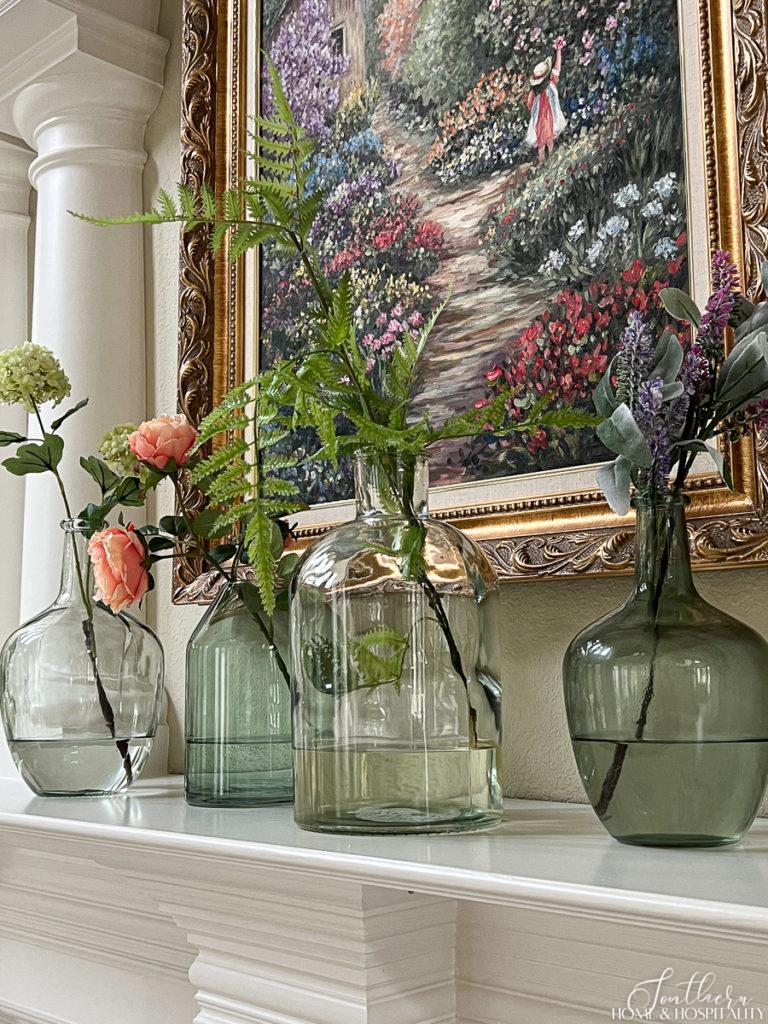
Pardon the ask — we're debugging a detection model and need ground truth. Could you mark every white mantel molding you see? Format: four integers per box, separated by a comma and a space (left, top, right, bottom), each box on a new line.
0, 782, 767, 1024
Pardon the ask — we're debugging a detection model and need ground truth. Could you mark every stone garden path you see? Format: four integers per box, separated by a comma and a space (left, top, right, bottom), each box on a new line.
372, 101, 554, 481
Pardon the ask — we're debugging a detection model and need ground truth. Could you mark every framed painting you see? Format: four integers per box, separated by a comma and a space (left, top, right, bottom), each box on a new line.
175, 0, 768, 601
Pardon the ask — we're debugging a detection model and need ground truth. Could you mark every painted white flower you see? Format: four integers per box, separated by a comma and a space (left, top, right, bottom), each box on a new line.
539, 249, 567, 274
613, 183, 641, 208
568, 219, 587, 241
605, 215, 629, 236
654, 236, 678, 259
653, 173, 678, 199
586, 240, 604, 266
641, 199, 663, 219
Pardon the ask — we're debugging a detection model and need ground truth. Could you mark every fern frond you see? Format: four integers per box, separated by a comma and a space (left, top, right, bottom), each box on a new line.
245, 509, 276, 616
190, 438, 249, 484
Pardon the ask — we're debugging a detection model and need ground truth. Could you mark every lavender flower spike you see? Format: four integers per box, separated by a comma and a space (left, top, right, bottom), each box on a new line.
697, 250, 739, 360
635, 376, 671, 490
616, 311, 655, 409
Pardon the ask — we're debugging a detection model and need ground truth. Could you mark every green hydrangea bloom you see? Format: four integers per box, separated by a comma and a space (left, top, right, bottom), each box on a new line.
0, 343, 71, 412
99, 422, 139, 477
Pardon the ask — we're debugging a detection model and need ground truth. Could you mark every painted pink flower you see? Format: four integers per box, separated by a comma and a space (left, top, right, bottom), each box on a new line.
530, 26, 542, 41
88, 525, 149, 614
605, 14, 618, 29
129, 415, 197, 471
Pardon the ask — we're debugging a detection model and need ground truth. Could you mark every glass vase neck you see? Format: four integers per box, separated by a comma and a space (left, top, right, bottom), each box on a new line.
57, 518, 92, 608
632, 493, 695, 599
354, 452, 429, 519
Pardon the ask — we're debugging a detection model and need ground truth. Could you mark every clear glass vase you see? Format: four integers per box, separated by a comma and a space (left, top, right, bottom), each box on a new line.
291, 452, 503, 834
185, 580, 294, 806
564, 493, 768, 847
0, 519, 164, 796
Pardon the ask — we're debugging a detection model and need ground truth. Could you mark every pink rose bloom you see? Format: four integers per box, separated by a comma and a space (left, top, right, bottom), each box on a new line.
88, 525, 149, 614
129, 414, 197, 471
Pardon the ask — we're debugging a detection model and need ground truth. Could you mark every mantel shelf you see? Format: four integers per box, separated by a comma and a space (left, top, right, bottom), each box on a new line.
1, 777, 767, 942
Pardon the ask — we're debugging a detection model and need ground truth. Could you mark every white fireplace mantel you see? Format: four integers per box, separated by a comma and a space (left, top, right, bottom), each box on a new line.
0, 781, 767, 1024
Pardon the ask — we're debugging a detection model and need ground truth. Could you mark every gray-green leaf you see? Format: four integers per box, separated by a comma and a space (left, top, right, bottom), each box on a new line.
661, 287, 701, 327
0, 431, 26, 448
596, 404, 653, 468
596, 456, 633, 515
673, 439, 733, 489
651, 330, 684, 384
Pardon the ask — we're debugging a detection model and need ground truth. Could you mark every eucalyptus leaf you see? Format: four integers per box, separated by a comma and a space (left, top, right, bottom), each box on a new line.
596, 404, 653, 468
651, 330, 684, 384
673, 439, 733, 489
593, 358, 618, 419
735, 301, 768, 343
715, 333, 768, 412
660, 287, 701, 326
661, 381, 684, 402
761, 260, 768, 297
51, 397, 89, 431
596, 456, 633, 516
277, 551, 301, 579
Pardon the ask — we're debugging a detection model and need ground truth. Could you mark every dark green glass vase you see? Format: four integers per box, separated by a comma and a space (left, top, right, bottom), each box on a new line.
564, 494, 768, 847
185, 581, 293, 807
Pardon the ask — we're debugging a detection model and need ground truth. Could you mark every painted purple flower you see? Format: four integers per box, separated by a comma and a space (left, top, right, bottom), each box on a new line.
265, 0, 349, 142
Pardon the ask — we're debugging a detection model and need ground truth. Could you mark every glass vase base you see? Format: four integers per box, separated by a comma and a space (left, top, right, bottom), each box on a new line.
295, 808, 502, 836
293, 744, 503, 835
615, 834, 741, 849
185, 784, 294, 808
10, 737, 152, 797
184, 738, 294, 807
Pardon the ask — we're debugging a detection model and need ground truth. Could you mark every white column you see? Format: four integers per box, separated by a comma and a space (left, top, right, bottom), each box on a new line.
10, 59, 167, 618
0, 140, 32, 780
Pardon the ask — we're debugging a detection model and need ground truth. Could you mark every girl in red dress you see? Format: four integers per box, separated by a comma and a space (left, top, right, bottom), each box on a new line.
525, 37, 567, 163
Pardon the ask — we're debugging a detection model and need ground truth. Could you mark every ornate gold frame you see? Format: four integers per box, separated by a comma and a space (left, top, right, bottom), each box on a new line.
175, 0, 768, 602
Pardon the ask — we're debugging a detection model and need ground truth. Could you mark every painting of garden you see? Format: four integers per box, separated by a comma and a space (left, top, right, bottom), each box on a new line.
260, 0, 689, 503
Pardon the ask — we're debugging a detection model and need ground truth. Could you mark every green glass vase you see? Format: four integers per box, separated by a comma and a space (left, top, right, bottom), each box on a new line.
185, 580, 293, 806
564, 494, 768, 847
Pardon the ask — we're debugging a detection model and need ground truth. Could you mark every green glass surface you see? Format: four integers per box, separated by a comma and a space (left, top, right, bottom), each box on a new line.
185, 582, 293, 807
564, 495, 768, 847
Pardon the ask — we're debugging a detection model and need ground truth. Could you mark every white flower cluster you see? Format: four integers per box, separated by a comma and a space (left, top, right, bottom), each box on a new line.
613, 183, 641, 208
538, 248, 567, 275
0, 343, 71, 412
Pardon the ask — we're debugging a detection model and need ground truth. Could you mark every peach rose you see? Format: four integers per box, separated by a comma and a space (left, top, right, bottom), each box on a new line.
129, 414, 197, 471
88, 525, 149, 614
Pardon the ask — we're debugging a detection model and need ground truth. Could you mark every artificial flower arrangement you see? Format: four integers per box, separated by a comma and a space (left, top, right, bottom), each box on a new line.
594, 250, 768, 515
0, 345, 155, 782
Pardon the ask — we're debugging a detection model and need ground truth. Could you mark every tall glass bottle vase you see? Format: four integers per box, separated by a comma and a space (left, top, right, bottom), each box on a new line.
185, 580, 294, 806
0, 519, 164, 795
291, 452, 503, 834
564, 494, 768, 846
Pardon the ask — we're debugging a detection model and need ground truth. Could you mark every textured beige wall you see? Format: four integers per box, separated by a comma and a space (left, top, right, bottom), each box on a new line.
144, 0, 768, 814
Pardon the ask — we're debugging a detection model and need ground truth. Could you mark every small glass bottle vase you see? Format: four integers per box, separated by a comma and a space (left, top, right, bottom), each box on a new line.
291, 452, 503, 834
564, 494, 768, 847
0, 519, 164, 796
185, 580, 294, 806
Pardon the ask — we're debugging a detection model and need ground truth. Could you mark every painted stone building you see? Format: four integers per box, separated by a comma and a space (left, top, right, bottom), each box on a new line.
267, 0, 366, 101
